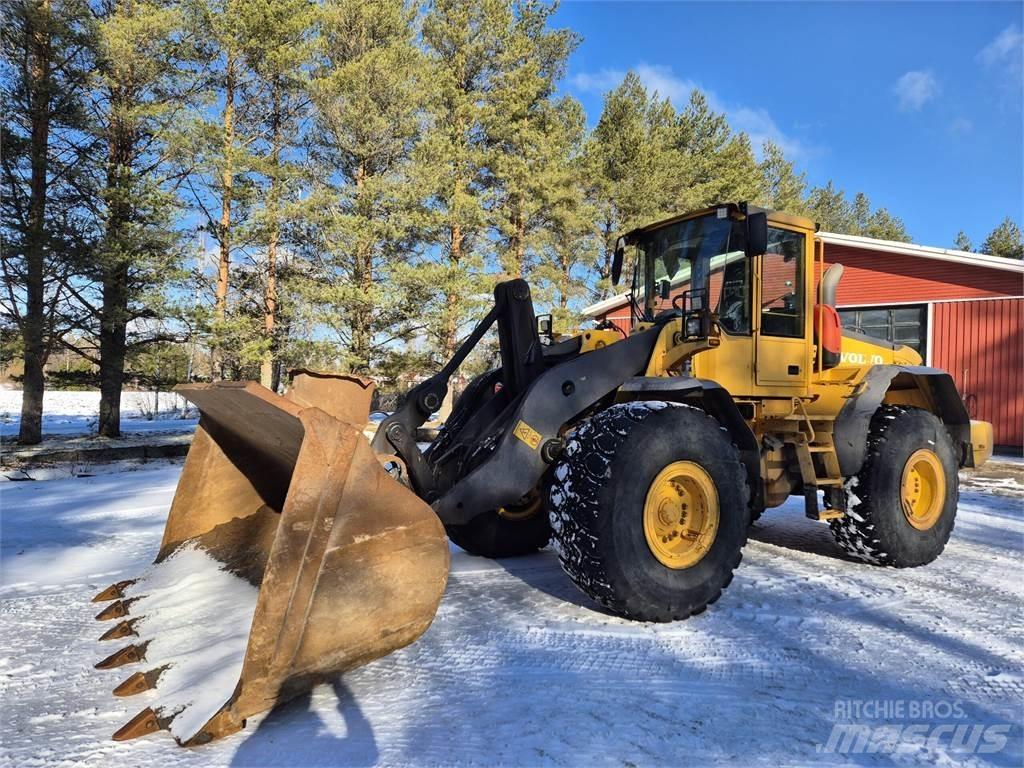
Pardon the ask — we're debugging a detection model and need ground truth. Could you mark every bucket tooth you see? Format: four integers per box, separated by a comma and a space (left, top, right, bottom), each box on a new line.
95, 642, 148, 670
112, 708, 163, 742
92, 580, 136, 603
113, 667, 164, 697
99, 619, 138, 642
94, 599, 135, 621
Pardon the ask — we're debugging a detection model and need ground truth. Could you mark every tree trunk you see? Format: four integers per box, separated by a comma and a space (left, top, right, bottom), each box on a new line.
348, 163, 374, 373
442, 222, 463, 361
98, 261, 128, 438
97, 96, 132, 439
509, 195, 525, 279
260, 79, 281, 389
214, 51, 235, 379
600, 216, 614, 284
260, 233, 277, 388
18, 0, 53, 445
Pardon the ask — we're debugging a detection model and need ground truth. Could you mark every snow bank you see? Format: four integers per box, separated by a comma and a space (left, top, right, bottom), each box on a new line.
0, 389, 197, 438
125, 545, 259, 742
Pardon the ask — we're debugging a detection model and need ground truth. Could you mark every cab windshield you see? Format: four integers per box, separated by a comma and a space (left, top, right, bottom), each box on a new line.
639, 213, 751, 334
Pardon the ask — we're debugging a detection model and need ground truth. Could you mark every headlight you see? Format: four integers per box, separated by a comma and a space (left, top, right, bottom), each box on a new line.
685, 316, 703, 337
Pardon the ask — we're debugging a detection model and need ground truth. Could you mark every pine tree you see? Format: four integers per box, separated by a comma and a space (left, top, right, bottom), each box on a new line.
236, 0, 315, 388
585, 72, 680, 290
704, 131, 761, 205
177, 0, 261, 380
954, 231, 973, 252
526, 97, 595, 331
863, 207, 909, 242
676, 90, 761, 208
806, 181, 854, 233
806, 184, 909, 241
852, 192, 872, 234
484, 0, 579, 281
981, 217, 1024, 259
417, 0, 504, 361
757, 140, 807, 214
84, 0, 196, 436
298, 0, 428, 373
1, 0, 96, 443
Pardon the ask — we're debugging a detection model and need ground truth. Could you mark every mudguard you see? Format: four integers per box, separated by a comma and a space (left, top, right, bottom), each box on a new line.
834, 365, 972, 475
617, 376, 762, 512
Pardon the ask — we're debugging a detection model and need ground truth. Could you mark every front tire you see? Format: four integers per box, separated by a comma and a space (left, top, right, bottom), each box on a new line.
830, 405, 959, 567
548, 402, 749, 622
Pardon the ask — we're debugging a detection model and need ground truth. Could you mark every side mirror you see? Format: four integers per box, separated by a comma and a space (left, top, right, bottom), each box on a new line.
536, 314, 553, 340
610, 236, 626, 286
745, 212, 768, 258
659, 279, 671, 300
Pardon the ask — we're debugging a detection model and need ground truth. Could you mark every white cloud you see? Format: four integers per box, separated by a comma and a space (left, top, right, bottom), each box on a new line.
631, 64, 699, 105
949, 117, 973, 136
568, 63, 812, 160
568, 68, 628, 94
978, 24, 1024, 67
893, 70, 940, 111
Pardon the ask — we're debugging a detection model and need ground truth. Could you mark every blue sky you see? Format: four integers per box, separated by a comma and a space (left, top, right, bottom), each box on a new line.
554, 1, 1023, 249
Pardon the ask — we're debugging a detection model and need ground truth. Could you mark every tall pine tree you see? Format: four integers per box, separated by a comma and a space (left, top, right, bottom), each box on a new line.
485, 0, 579, 281
298, 0, 428, 373
757, 140, 807, 214
584, 72, 680, 291
237, 0, 315, 387
1, 0, 96, 443
85, 0, 196, 436
417, 0, 505, 361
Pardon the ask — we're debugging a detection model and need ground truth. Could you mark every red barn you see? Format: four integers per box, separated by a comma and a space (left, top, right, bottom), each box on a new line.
583, 232, 1024, 451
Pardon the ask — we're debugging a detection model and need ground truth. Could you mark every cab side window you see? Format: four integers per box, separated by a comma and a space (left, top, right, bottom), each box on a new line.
760, 229, 805, 338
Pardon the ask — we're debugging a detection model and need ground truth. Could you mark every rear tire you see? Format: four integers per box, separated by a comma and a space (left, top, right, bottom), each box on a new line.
548, 402, 749, 622
445, 503, 551, 558
830, 405, 958, 567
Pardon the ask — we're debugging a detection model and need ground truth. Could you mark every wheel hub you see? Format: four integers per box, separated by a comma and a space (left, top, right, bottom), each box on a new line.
900, 448, 945, 531
643, 461, 719, 569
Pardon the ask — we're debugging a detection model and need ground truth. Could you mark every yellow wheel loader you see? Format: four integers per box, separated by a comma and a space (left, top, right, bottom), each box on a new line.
92, 202, 993, 745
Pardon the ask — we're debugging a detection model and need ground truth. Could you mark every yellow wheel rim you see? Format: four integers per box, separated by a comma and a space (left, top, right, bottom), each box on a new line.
900, 449, 945, 531
643, 461, 719, 569
497, 493, 541, 521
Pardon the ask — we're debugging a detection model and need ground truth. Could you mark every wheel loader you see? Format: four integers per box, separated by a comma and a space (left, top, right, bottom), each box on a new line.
91, 202, 993, 745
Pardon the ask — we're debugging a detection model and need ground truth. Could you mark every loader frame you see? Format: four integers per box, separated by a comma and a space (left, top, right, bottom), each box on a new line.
373, 279, 665, 526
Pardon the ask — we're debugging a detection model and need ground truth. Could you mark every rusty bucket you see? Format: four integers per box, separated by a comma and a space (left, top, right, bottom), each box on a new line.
91, 372, 449, 745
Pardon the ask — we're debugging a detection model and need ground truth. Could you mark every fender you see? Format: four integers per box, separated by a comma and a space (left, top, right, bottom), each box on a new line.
432, 328, 662, 526
834, 365, 972, 475
617, 376, 763, 513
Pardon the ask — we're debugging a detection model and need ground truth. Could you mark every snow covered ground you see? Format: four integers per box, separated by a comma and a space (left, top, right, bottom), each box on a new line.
1, 461, 1021, 767
0, 390, 198, 440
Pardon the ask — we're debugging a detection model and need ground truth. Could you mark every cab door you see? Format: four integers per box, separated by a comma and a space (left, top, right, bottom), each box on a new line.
755, 227, 810, 388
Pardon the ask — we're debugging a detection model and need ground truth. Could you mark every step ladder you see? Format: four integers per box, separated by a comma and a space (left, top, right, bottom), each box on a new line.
787, 398, 845, 521
792, 432, 845, 521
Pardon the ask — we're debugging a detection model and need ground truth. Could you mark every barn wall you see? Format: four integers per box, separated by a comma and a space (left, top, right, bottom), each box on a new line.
821, 245, 1020, 304
930, 297, 1023, 448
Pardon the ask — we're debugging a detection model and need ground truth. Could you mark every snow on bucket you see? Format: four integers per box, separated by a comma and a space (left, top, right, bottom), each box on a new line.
92, 373, 449, 746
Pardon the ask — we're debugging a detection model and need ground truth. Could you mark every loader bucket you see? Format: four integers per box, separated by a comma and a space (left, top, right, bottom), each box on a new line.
91, 372, 449, 746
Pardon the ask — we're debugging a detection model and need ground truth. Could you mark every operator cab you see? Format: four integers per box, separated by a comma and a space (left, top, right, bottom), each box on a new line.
612, 202, 845, 385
